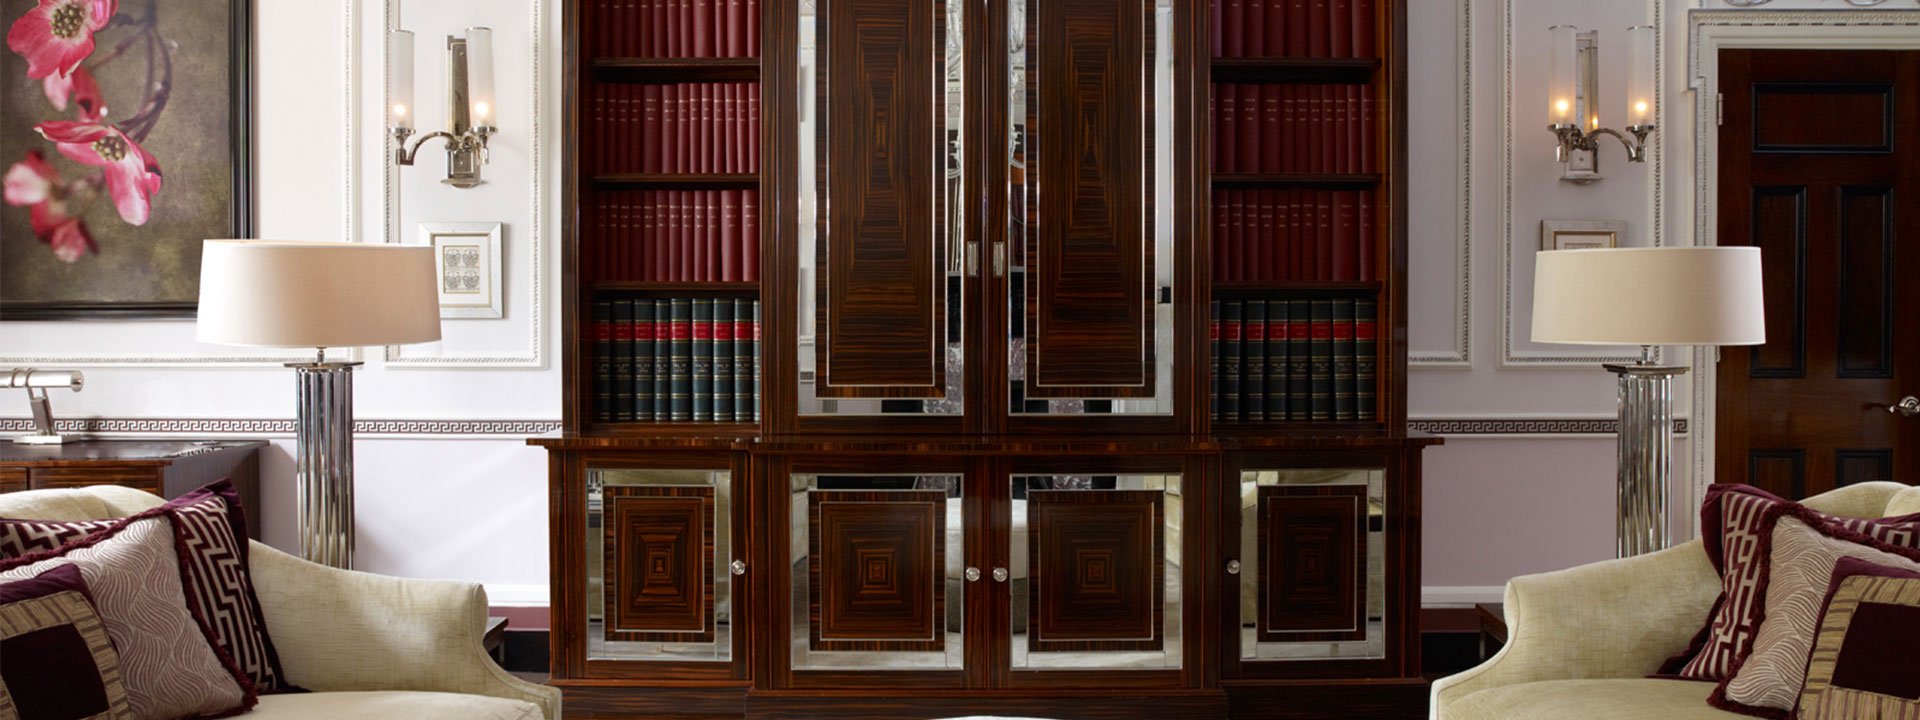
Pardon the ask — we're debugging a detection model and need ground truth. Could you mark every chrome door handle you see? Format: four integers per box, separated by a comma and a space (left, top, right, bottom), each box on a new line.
992, 567, 1008, 582
1226, 559, 1242, 575
730, 559, 747, 576
1892, 396, 1920, 417
965, 566, 982, 582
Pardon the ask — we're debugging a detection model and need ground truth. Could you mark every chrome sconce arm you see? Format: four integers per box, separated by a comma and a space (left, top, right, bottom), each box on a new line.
1549, 122, 1656, 184
390, 124, 495, 188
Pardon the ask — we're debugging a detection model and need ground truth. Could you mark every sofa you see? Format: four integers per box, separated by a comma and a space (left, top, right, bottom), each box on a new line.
0, 485, 562, 720
1430, 481, 1920, 720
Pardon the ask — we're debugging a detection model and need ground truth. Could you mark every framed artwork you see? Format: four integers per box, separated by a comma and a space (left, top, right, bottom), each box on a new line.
0, 0, 252, 320
1540, 219, 1626, 251
418, 221, 503, 319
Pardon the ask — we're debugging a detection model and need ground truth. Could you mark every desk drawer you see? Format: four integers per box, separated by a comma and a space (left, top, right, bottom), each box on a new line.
29, 467, 162, 495
0, 469, 24, 494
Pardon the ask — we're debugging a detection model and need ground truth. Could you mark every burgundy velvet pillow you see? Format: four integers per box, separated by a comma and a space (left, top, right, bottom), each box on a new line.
1796, 557, 1920, 718
0, 563, 130, 719
1657, 484, 1920, 681
0, 479, 294, 693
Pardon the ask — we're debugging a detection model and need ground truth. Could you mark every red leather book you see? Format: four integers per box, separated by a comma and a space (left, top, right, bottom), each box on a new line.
1357, 189, 1375, 281
1211, 0, 1222, 57
654, 191, 670, 279
1213, 192, 1229, 281
691, 190, 708, 280
1288, 85, 1306, 173
660, 85, 677, 172
1260, 85, 1281, 172
651, 0, 668, 57
1257, 189, 1277, 281
735, 83, 748, 173
1361, 87, 1375, 172
685, 191, 701, 280
1266, 0, 1286, 57
1342, 85, 1357, 174
1238, 84, 1260, 174
725, 0, 742, 57
1246, 0, 1265, 57
620, 85, 635, 174
634, 191, 650, 280
748, 0, 759, 57
1301, 190, 1318, 280
748, 83, 761, 172
1286, 0, 1308, 58
1215, 84, 1235, 173
720, 189, 740, 281
1227, 190, 1245, 282
742, 190, 760, 281
1331, 0, 1351, 58
1355, 0, 1375, 57
706, 190, 722, 281
701, 85, 714, 173
679, 84, 693, 172
693, 0, 712, 57
664, 0, 680, 57
641, 84, 662, 173
1311, 0, 1331, 58
1317, 85, 1332, 173
1288, 188, 1304, 281
629, 0, 642, 57
662, 191, 680, 280
1225, 0, 1244, 57
1332, 191, 1354, 280
1317, 190, 1334, 281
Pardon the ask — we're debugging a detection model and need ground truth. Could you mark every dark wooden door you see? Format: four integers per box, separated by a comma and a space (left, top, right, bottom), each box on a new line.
1717, 50, 1920, 498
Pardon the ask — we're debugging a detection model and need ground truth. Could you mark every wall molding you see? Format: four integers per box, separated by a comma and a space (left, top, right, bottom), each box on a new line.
380, 0, 548, 368
1410, 417, 1689, 436
0, 417, 560, 438
1411, 0, 1475, 367
1422, 585, 1506, 606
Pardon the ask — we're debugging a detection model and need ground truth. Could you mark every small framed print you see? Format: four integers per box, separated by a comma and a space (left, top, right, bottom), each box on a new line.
1541, 220, 1626, 251
418, 222, 503, 319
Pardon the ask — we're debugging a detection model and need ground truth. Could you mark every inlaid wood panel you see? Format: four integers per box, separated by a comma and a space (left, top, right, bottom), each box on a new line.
1257, 486, 1366, 642
1838, 187, 1893, 378
1750, 450, 1808, 501
1836, 450, 1893, 488
1754, 83, 1893, 153
1027, 490, 1163, 652
604, 486, 716, 643
1020, 0, 1155, 398
1750, 186, 1807, 380
814, 0, 947, 398
809, 490, 946, 652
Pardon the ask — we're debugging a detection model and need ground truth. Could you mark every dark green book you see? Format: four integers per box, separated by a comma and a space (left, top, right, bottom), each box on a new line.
714, 299, 735, 423
670, 298, 693, 422
1287, 300, 1312, 421
1265, 300, 1288, 422
1332, 298, 1357, 422
751, 300, 763, 423
1310, 299, 1334, 422
1244, 301, 1267, 422
1220, 301, 1241, 422
634, 299, 656, 422
593, 299, 612, 422
1356, 298, 1378, 421
612, 299, 635, 422
1209, 300, 1221, 423
692, 298, 714, 422
653, 300, 672, 422
734, 298, 754, 422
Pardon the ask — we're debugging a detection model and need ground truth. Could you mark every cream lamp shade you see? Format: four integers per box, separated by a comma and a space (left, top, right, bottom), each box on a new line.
196, 240, 442, 348
1531, 246, 1765, 346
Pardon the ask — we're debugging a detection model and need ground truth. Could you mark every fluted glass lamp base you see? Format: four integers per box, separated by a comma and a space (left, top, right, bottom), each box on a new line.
1603, 360, 1687, 559
290, 361, 359, 569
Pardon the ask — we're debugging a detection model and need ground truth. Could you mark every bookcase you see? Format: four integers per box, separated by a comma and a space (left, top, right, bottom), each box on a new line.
541, 0, 1433, 717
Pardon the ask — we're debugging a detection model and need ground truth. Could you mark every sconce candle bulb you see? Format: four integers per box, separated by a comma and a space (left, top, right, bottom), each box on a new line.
465, 27, 495, 128
389, 30, 414, 131
1547, 25, 1577, 126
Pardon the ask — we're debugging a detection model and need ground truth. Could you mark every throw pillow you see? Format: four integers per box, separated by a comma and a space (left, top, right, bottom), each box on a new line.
0, 563, 131, 720
1711, 505, 1920, 718
0, 479, 293, 693
0, 513, 253, 719
1796, 557, 1920, 719
1659, 483, 1920, 681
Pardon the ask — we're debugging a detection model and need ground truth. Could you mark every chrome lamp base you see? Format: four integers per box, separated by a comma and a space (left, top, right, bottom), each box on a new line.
1604, 348, 1686, 559
290, 360, 361, 569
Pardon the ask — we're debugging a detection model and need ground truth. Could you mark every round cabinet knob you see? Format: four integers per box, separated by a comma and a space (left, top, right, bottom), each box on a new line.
1226, 559, 1242, 575
1891, 396, 1920, 417
730, 559, 747, 576
965, 567, 981, 582
992, 567, 1009, 582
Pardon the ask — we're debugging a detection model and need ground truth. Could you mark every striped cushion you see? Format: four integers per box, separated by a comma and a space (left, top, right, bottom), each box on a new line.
1797, 557, 1920, 719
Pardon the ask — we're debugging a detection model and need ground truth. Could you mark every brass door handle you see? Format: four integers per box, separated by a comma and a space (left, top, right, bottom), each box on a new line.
1891, 396, 1920, 417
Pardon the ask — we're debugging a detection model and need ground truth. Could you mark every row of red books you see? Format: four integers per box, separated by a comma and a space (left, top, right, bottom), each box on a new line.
1213, 188, 1375, 283
1213, 83, 1375, 175
590, 190, 761, 283
1212, 0, 1375, 59
592, 82, 760, 175
589, 0, 760, 59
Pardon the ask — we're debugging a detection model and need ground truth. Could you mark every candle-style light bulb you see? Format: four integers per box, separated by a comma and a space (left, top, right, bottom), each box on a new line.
390, 30, 415, 131
1626, 25, 1655, 128
466, 27, 495, 128
1548, 25, 1577, 126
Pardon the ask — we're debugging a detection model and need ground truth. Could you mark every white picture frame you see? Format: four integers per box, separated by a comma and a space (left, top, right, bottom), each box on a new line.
1540, 219, 1626, 251
418, 222, 504, 319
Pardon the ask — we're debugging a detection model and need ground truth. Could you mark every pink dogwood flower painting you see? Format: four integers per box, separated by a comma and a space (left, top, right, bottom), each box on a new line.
6, 0, 115, 80
36, 120, 159, 225
42, 65, 104, 120
3, 149, 94, 262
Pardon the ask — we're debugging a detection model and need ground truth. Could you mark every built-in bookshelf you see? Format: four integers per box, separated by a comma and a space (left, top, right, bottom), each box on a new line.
574, 0, 763, 429
1208, 0, 1395, 430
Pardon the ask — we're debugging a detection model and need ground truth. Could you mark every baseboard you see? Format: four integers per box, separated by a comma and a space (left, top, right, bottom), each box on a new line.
1421, 586, 1504, 606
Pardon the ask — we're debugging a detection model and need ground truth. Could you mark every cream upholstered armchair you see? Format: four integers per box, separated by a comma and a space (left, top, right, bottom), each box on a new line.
0, 485, 561, 720
1431, 481, 1920, 720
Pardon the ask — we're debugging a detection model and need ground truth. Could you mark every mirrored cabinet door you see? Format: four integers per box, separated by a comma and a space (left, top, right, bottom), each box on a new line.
1237, 468, 1388, 663
796, 0, 969, 419
587, 467, 738, 665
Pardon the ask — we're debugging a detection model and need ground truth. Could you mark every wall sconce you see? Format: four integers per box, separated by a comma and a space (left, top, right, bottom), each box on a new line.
1546, 25, 1655, 184
389, 27, 496, 189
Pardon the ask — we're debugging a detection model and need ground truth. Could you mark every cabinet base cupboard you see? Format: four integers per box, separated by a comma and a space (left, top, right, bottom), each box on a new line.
538, 0, 1430, 717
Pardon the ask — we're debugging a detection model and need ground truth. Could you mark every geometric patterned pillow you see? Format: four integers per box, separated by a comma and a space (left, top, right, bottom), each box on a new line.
1797, 557, 1920, 719
0, 563, 131, 720
1659, 483, 1920, 682
0, 479, 294, 693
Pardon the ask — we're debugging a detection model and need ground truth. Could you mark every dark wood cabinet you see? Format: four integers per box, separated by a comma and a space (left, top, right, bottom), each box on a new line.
542, 0, 1427, 716
0, 440, 266, 539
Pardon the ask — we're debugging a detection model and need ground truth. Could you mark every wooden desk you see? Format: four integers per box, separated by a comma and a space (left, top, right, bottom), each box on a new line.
0, 440, 267, 539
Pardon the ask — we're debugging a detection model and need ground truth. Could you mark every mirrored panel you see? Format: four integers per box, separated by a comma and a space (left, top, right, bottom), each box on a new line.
1006, 0, 1176, 416
797, 0, 967, 416
790, 474, 966, 670
1010, 474, 1183, 670
587, 467, 734, 663
1238, 468, 1386, 661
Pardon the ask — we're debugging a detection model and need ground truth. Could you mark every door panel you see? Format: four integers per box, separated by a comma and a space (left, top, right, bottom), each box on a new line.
1717, 50, 1920, 498
587, 466, 737, 665
1236, 468, 1386, 661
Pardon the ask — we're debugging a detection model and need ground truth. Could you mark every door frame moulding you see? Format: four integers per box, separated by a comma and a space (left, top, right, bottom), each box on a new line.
1686, 9, 1920, 535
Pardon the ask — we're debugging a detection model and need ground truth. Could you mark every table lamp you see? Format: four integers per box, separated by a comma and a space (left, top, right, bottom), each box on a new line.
1532, 247, 1764, 557
197, 240, 442, 568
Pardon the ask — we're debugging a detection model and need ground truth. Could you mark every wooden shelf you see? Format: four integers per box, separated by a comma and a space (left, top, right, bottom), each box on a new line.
591, 57, 761, 82
1212, 281, 1381, 294
592, 173, 760, 188
592, 281, 760, 295
1210, 57, 1380, 82
1211, 172, 1381, 188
